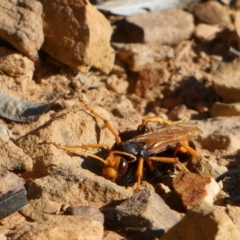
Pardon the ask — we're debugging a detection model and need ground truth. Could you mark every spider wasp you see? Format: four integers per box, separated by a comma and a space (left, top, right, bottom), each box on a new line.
44, 93, 202, 191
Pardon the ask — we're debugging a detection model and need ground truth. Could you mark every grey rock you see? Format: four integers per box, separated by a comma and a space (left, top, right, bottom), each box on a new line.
115, 189, 180, 232
0, 90, 56, 122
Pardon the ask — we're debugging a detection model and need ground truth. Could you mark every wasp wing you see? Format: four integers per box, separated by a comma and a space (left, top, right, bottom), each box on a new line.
127, 123, 202, 154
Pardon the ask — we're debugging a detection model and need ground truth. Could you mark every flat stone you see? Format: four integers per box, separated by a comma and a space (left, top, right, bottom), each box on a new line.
27, 166, 132, 208
120, 9, 194, 45
7, 215, 103, 240
20, 199, 62, 222
39, 0, 114, 73
0, 0, 44, 61
17, 107, 116, 178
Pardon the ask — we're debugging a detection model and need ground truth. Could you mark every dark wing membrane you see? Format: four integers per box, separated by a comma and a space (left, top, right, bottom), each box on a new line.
127, 123, 202, 154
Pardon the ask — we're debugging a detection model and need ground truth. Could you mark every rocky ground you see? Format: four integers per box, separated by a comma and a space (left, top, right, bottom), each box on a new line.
1, 0, 240, 239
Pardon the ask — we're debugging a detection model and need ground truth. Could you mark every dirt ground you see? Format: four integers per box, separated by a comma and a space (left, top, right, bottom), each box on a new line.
1, 1, 240, 240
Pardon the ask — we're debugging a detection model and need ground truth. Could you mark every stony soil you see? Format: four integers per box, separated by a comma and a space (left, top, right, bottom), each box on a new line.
1, 0, 240, 239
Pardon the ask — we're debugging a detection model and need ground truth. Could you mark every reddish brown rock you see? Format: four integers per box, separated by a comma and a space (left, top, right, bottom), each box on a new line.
0, 0, 43, 61
39, 0, 114, 73
173, 172, 220, 207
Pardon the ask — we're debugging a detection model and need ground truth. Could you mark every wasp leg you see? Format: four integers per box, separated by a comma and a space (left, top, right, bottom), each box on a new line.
135, 157, 144, 192
146, 159, 155, 172
173, 141, 200, 158
78, 93, 121, 145
141, 117, 185, 132
41, 141, 108, 165
147, 156, 189, 172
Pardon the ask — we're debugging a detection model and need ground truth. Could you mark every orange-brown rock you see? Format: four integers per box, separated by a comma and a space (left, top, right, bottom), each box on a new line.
39, 0, 114, 73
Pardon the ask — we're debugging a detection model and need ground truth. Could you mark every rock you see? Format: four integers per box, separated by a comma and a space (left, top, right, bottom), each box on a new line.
196, 117, 240, 153
0, 47, 34, 79
234, 11, 240, 39
0, 234, 6, 240
232, 0, 240, 9
0, 134, 32, 173
106, 74, 129, 95
0, 0, 44, 61
0, 125, 10, 139
187, 1, 230, 26
210, 102, 240, 117
161, 203, 240, 240
20, 199, 62, 221
7, 215, 103, 240
194, 23, 221, 41
27, 166, 132, 208
187, 156, 228, 179
213, 59, 240, 103
116, 43, 174, 72
39, 0, 114, 73
167, 104, 201, 121
17, 107, 116, 178
65, 206, 104, 224
226, 205, 240, 232
134, 67, 170, 99
115, 189, 180, 233
118, 9, 194, 45
0, 170, 28, 220
173, 172, 220, 207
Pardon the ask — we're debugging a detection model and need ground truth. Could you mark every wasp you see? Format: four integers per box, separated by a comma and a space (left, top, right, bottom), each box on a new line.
44, 94, 202, 191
